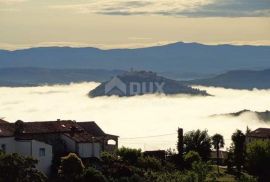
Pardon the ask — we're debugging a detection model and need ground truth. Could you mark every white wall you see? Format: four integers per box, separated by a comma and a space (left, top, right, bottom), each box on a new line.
31, 140, 53, 175
0, 137, 15, 153
78, 143, 101, 158
93, 143, 101, 158
0, 138, 52, 176
15, 140, 31, 156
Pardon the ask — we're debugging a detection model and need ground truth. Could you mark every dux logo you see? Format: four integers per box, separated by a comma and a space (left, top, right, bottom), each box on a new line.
105, 76, 127, 95
105, 76, 165, 96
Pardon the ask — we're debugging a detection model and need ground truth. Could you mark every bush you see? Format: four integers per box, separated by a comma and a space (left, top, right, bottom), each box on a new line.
137, 156, 162, 171
226, 145, 234, 174
82, 167, 108, 182
103, 162, 135, 179
0, 153, 47, 182
183, 151, 201, 169
117, 147, 142, 165
191, 161, 212, 182
246, 140, 270, 181
145, 171, 198, 182
101, 152, 119, 164
238, 174, 257, 182
58, 153, 85, 182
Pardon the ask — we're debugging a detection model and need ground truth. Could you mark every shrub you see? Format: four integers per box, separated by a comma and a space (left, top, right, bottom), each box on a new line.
82, 167, 108, 182
101, 152, 119, 164
103, 162, 135, 179
183, 151, 201, 169
191, 161, 212, 182
137, 156, 162, 171
117, 147, 142, 165
0, 153, 47, 182
246, 140, 270, 181
238, 174, 257, 182
144, 171, 198, 182
58, 153, 84, 182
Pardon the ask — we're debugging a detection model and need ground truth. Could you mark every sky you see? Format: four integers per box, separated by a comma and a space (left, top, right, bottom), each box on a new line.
0, 83, 270, 150
0, 0, 270, 50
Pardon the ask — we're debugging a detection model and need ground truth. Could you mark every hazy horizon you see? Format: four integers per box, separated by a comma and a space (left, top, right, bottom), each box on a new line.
1, 41, 270, 51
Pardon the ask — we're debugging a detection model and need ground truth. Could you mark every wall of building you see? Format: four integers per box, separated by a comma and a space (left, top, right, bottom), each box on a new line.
31, 140, 53, 175
61, 134, 76, 152
246, 136, 270, 145
0, 138, 52, 176
15, 140, 31, 156
78, 143, 101, 158
0, 137, 15, 153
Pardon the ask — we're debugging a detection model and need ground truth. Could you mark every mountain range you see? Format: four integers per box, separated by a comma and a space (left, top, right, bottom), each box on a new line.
1, 42, 270, 89
0, 68, 124, 86
188, 69, 270, 89
1, 42, 270, 79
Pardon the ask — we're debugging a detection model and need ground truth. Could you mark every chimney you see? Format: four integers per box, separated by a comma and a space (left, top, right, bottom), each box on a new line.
14, 120, 24, 135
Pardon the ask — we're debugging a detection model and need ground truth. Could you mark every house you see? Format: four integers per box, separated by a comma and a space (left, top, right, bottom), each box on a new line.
0, 119, 118, 175
246, 128, 270, 144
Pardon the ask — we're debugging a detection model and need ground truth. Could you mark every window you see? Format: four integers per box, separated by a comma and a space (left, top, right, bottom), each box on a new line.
1, 144, 6, 152
107, 139, 116, 145
39, 148, 45, 157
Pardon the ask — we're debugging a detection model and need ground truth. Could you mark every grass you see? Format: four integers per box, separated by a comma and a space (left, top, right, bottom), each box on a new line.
207, 166, 236, 182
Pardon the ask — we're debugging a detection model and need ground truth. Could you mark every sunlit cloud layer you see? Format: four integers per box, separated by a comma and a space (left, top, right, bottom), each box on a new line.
51, 0, 212, 16
50, 0, 270, 17
2, 0, 269, 17
0, 83, 270, 150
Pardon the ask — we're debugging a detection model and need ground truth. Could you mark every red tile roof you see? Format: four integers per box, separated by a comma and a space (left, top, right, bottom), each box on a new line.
78, 122, 118, 138
64, 132, 102, 143
0, 123, 15, 137
247, 128, 270, 138
0, 120, 117, 142
77, 122, 105, 136
19, 120, 84, 134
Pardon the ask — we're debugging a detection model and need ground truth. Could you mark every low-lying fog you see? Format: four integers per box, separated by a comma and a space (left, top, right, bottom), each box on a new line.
1, 82, 270, 151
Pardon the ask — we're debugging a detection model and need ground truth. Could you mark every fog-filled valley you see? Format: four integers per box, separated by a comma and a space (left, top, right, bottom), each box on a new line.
0, 83, 269, 150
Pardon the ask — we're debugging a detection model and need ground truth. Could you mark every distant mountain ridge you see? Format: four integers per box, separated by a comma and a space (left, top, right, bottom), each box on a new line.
188, 69, 270, 89
0, 67, 124, 86
1, 42, 270, 76
1, 67, 270, 89
211, 109, 270, 122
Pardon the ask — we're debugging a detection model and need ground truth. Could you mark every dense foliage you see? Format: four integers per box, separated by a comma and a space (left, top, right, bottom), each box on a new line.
184, 129, 211, 161
58, 153, 85, 182
231, 130, 246, 176
0, 151, 47, 182
2, 127, 270, 182
246, 140, 270, 181
183, 151, 201, 169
